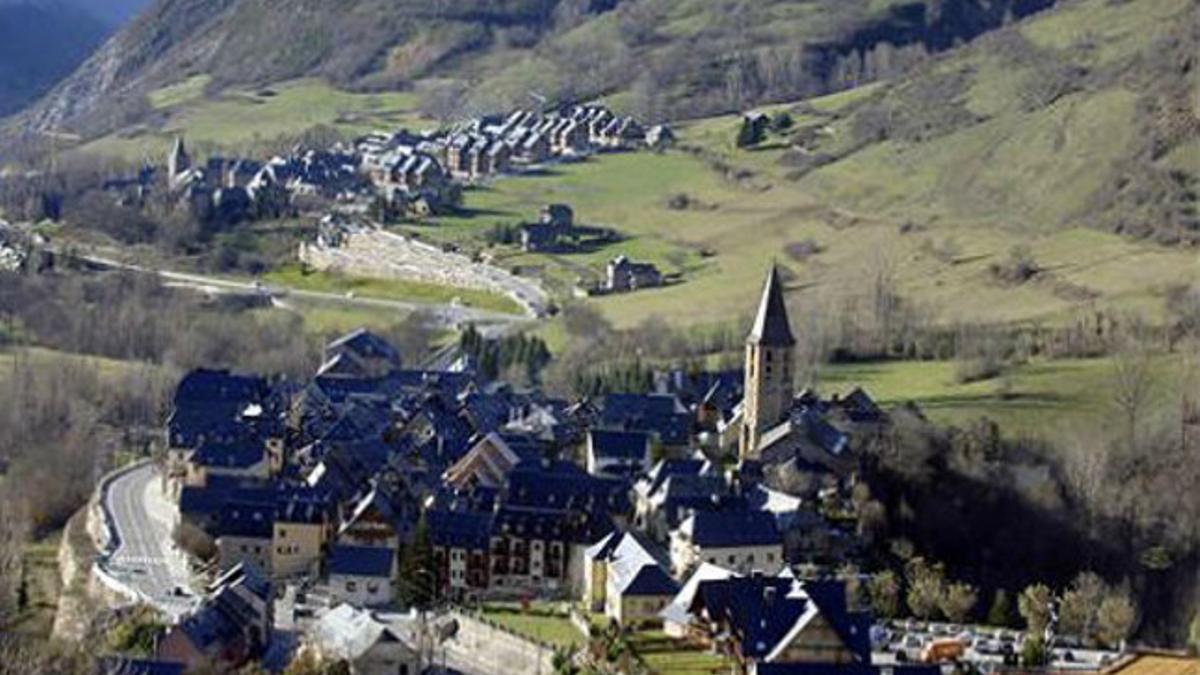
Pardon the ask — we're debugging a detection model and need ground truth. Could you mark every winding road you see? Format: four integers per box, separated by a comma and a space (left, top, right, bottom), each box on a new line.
100, 462, 198, 618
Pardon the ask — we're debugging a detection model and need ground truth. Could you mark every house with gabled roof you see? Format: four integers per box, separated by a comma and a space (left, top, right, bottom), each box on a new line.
586, 429, 652, 478
306, 603, 419, 675
583, 529, 678, 625
442, 432, 527, 490
322, 329, 403, 378
327, 545, 396, 607
601, 392, 692, 450
670, 509, 784, 578
158, 562, 273, 671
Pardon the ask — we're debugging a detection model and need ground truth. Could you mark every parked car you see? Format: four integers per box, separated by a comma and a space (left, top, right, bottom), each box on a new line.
921, 639, 967, 664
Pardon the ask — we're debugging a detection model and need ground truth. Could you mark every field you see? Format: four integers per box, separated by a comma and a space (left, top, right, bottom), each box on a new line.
822, 354, 1185, 439
400, 0, 1197, 332
80, 78, 432, 161
262, 264, 523, 315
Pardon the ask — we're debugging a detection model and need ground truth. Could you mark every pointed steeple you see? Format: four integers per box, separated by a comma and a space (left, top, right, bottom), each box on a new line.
747, 265, 795, 347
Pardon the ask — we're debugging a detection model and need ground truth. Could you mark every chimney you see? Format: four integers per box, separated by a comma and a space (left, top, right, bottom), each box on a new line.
764, 585, 776, 606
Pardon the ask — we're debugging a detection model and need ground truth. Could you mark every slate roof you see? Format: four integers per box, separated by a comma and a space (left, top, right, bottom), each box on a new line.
600, 393, 692, 446
217, 500, 274, 539
310, 604, 415, 662
427, 509, 493, 550
588, 429, 650, 461
325, 329, 402, 367
328, 545, 395, 578
689, 577, 872, 665
682, 509, 781, 548
622, 564, 679, 596
190, 435, 265, 469
659, 562, 737, 627
748, 266, 796, 347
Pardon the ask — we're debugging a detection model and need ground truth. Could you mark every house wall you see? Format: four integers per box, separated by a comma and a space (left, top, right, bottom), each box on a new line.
218, 535, 272, 574
272, 521, 325, 579
670, 535, 782, 578
348, 641, 420, 675
610, 593, 672, 626
772, 613, 857, 664
329, 573, 395, 607
584, 559, 607, 611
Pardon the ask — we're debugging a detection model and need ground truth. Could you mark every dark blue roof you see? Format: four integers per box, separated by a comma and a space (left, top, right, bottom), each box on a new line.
327, 329, 401, 365
689, 509, 780, 548
328, 545, 394, 578
601, 393, 692, 446
623, 564, 679, 596
428, 509, 493, 550
175, 369, 269, 405
190, 435, 265, 469
178, 604, 242, 652
217, 500, 274, 539
801, 410, 849, 456
589, 429, 650, 461
506, 460, 631, 516
693, 576, 803, 659
180, 484, 274, 519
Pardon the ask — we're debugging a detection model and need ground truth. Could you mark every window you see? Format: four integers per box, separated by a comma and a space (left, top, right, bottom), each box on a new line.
767, 553, 775, 562
279, 529, 287, 538
367, 583, 379, 595
747, 554, 755, 564
346, 581, 357, 592
727, 555, 735, 564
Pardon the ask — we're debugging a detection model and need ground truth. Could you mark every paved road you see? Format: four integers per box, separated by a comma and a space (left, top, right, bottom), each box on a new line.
101, 462, 198, 618
70, 252, 534, 327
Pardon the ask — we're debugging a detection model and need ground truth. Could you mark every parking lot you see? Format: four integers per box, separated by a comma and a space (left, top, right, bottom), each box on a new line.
871, 620, 1123, 671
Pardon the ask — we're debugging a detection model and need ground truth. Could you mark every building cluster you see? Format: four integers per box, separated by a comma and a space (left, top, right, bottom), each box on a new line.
166, 137, 364, 224
149, 267, 894, 672
358, 104, 663, 188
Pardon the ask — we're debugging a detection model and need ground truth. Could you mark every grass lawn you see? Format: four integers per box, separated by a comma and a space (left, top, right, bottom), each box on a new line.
480, 602, 584, 650
627, 630, 731, 675
262, 264, 523, 315
820, 354, 1185, 439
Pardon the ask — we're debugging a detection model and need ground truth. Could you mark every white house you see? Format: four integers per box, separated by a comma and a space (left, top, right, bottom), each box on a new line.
583, 530, 678, 626
308, 604, 420, 675
327, 545, 396, 607
670, 510, 783, 578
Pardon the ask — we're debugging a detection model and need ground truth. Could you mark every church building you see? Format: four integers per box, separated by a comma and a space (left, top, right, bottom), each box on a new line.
740, 266, 796, 460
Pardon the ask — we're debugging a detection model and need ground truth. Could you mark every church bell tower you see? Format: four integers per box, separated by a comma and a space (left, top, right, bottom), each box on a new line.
740, 265, 796, 459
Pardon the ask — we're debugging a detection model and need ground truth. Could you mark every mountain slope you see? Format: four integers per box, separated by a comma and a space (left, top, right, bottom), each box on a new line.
11, 0, 1058, 138
0, 2, 109, 117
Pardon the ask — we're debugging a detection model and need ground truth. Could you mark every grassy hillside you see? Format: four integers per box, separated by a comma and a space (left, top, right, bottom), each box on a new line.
10, 0, 1055, 141
395, 0, 1196, 332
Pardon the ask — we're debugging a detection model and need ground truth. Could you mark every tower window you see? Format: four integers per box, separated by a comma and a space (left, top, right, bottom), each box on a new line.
766, 351, 773, 362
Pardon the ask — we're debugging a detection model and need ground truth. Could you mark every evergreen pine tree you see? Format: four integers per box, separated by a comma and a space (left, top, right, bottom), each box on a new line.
397, 512, 435, 609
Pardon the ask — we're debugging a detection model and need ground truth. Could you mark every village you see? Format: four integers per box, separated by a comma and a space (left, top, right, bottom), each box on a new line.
84, 266, 1146, 675
109, 102, 677, 318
